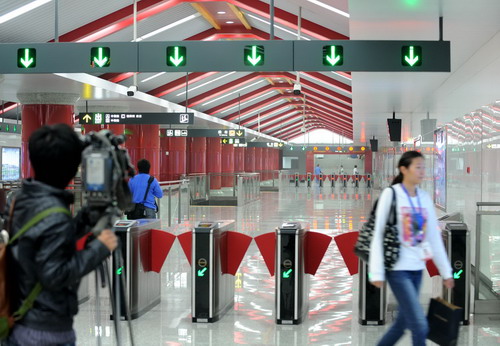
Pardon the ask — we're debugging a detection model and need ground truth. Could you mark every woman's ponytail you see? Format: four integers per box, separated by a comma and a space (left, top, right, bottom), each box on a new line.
391, 172, 404, 185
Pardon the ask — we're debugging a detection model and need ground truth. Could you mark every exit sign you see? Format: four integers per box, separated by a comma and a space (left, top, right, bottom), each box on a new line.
17, 48, 36, 68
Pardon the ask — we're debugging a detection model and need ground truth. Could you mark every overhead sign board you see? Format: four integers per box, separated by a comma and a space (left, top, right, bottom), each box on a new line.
221, 138, 246, 145
0, 123, 21, 134
294, 40, 450, 72
247, 142, 285, 148
78, 112, 194, 125
163, 129, 245, 138
0, 41, 450, 74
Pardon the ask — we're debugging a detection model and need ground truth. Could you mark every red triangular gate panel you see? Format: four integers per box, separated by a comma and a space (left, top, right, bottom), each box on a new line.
304, 231, 332, 275
225, 231, 252, 275
177, 231, 192, 265
254, 232, 276, 276
334, 231, 359, 276
150, 229, 176, 273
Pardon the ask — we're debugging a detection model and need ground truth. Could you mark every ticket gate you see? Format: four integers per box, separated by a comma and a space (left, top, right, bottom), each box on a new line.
342, 174, 348, 188
330, 174, 335, 187
112, 219, 162, 320
354, 174, 360, 188
366, 174, 372, 188
442, 222, 471, 324
192, 221, 235, 323
318, 174, 324, 187
294, 173, 300, 187
358, 260, 387, 325
306, 173, 312, 188
276, 222, 309, 325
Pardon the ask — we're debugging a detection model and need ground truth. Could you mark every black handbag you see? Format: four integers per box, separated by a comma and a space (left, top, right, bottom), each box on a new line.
427, 297, 462, 346
354, 186, 400, 270
126, 176, 154, 220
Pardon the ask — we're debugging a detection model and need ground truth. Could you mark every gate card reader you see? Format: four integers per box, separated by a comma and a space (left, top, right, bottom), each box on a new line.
177, 220, 252, 323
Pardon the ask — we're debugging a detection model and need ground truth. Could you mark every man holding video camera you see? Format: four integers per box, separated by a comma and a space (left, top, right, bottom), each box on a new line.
5, 124, 117, 346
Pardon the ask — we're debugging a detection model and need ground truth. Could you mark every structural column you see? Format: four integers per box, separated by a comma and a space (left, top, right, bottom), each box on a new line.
206, 137, 222, 189
234, 147, 245, 173
245, 147, 255, 173
125, 125, 160, 178
19, 93, 80, 179
254, 147, 263, 180
188, 137, 207, 174
166, 137, 187, 181
221, 144, 235, 187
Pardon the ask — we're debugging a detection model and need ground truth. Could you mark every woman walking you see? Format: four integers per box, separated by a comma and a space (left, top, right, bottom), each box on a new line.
369, 151, 454, 346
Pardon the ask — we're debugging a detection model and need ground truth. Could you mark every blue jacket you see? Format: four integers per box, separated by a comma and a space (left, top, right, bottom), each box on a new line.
128, 173, 163, 210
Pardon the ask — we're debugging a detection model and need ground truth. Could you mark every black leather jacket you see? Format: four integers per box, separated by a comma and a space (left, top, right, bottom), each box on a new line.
7, 180, 110, 332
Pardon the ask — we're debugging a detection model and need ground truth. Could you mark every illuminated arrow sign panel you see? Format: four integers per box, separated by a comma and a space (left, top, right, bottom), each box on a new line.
164, 129, 246, 138
323, 45, 343, 66
17, 48, 36, 68
282, 269, 293, 279
78, 112, 194, 125
0, 124, 21, 134
244, 45, 264, 66
166, 46, 186, 67
402, 45, 422, 67
90, 47, 111, 68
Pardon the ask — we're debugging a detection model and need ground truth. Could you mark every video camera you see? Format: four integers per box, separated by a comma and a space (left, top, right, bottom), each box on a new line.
81, 130, 135, 230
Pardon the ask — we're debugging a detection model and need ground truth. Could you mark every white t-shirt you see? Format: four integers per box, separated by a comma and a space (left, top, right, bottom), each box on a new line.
353, 168, 359, 175
368, 184, 452, 282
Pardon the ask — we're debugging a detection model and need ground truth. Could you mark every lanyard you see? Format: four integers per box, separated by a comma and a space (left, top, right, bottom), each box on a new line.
401, 184, 425, 234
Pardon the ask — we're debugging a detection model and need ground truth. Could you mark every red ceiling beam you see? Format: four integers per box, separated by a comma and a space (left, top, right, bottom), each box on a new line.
230, 0, 348, 40
238, 102, 303, 126
57, 0, 185, 42
302, 72, 352, 93
306, 104, 352, 127
186, 27, 273, 41
253, 110, 302, 130
301, 88, 352, 116
149, 72, 218, 98
269, 121, 303, 137
224, 94, 287, 122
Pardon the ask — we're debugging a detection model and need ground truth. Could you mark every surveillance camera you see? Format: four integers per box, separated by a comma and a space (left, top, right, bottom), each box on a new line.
293, 83, 302, 96
127, 85, 138, 97
301, 126, 306, 133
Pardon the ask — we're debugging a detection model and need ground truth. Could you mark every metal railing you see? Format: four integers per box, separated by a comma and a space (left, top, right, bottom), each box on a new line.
474, 202, 500, 314
158, 179, 190, 227
236, 173, 260, 206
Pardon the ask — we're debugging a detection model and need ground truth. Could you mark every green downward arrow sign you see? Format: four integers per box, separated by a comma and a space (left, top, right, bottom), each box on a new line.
169, 46, 184, 66
20, 48, 35, 68
283, 269, 293, 279
402, 46, 422, 67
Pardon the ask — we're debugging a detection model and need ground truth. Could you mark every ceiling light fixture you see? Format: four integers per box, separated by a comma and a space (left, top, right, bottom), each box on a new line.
307, 0, 350, 18
202, 80, 265, 106
247, 14, 312, 40
176, 71, 236, 97
0, 0, 52, 25
217, 11, 226, 14
134, 13, 200, 42
141, 72, 166, 83
226, 21, 234, 24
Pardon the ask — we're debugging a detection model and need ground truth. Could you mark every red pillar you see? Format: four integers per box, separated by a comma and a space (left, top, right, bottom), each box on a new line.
245, 147, 255, 172
160, 136, 169, 182
21, 104, 74, 179
125, 125, 160, 178
234, 147, 245, 173
365, 150, 373, 174
167, 137, 187, 181
221, 144, 235, 187
255, 147, 263, 180
188, 137, 207, 174
206, 138, 222, 189
306, 151, 314, 173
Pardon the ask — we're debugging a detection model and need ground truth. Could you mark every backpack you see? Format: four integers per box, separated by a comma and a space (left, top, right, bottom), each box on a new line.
0, 198, 71, 340
126, 176, 154, 220
354, 186, 400, 270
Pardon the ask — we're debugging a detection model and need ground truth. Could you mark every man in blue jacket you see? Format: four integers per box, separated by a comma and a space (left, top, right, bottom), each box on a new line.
128, 159, 163, 219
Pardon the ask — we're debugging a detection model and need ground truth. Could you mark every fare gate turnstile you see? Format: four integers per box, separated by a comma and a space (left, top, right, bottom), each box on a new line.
192, 221, 235, 323
276, 222, 309, 325
442, 222, 471, 325
112, 219, 162, 320
359, 260, 387, 325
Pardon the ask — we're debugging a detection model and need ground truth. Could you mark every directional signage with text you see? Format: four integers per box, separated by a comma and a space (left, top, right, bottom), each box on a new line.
91, 47, 110, 68
164, 129, 245, 138
79, 112, 194, 125
17, 48, 36, 68
247, 142, 285, 148
166, 46, 186, 67
221, 138, 246, 145
0, 41, 450, 73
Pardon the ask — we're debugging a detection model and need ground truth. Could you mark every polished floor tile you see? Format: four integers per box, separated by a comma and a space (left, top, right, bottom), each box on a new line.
73, 185, 500, 345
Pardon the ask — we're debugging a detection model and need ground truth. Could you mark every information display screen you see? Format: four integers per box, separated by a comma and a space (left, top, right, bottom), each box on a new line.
1, 147, 20, 181
434, 128, 447, 210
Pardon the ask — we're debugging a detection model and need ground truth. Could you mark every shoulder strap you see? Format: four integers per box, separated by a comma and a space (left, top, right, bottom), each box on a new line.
387, 186, 398, 225
8, 207, 71, 245
7, 207, 71, 321
141, 176, 155, 204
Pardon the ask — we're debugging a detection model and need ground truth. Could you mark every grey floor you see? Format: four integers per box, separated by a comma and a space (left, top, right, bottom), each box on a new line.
74, 186, 500, 345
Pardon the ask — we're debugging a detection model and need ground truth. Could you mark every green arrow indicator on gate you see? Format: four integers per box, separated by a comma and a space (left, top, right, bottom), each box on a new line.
453, 269, 463, 279
283, 269, 293, 279
198, 268, 207, 277
167, 46, 186, 67
323, 45, 343, 66
244, 45, 264, 66
116, 266, 124, 275
91, 47, 110, 67
402, 45, 422, 67
18, 48, 36, 68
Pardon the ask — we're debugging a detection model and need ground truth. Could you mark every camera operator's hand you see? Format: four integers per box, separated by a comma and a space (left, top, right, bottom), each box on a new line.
98, 230, 118, 252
